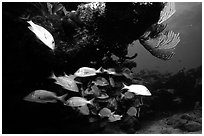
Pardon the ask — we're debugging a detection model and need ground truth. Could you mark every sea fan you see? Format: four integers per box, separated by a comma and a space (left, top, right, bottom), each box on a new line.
139, 23, 180, 60
158, 2, 176, 24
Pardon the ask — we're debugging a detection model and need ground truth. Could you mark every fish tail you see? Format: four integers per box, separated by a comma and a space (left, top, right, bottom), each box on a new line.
122, 82, 128, 89
89, 98, 95, 105
96, 67, 103, 73
58, 93, 68, 103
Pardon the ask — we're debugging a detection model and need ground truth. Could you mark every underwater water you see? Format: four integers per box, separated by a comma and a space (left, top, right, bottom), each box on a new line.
2, 2, 202, 134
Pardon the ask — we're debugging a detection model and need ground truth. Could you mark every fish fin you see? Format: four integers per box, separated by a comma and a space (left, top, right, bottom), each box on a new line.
64, 72, 69, 77
75, 80, 82, 84
57, 93, 68, 103
49, 72, 56, 79
27, 25, 34, 32
27, 20, 33, 26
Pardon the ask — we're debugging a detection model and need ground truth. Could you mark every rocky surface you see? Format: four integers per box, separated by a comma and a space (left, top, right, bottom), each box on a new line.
135, 108, 202, 134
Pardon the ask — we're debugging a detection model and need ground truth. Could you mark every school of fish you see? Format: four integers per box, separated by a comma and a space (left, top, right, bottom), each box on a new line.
24, 66, 151, 123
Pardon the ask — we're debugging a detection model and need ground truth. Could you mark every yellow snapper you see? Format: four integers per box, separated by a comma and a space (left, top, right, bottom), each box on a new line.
122, 83, 151, 96
122, 68, 133, 79
127, 106, 137, 117
65, 97, 94, 107
91, 85, 101, 96
121, 91, 135, 99
109, 77, 115, 87
98, 107, 114, 118
108, 114, 123, 122
97, 93, 109, 99
24, 90, 67, 103
92, 77, 109, 86
27, 20, 55, 50
74, 67, 101, 77
101, 68, 121, 76
78, 105, 90, 115
50, 72, 80, 92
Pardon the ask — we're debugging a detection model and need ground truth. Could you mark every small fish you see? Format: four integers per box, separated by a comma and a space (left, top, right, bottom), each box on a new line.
102, 68, 120, 75
98, 107, 113, 118
127, 106, 137, 117
27, 20, 55, 50
109, 77, 115, 87
108, 114, 123, 122
137, 107, 141, 118
122, 68, 133, 79
24, 90, 67, 104
84, 88, 94, 95
78, 105, 90, 115
166, 89, 175, 94
74, 67, 101, 77
134, 97, 143, 107
122, 83, 151, 96
91, 85, 101, 96
65, 97, 94, 107
92, 77, 109, 86
89, 117, 98, 123
50, 72, 80, 92
121, 92, 135, 99
97, 93, 109, 99
172, 97, 182, 104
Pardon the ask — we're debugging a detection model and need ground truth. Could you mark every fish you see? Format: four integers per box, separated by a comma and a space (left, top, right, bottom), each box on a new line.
127, 106, 137, 117
109, 77, 115, 87
137, 107, 141, 118
24, 90, 68, 104
122, 83, 151, 96
78, 105, 90, 115
108, 114, 123, 122
97, 93, 109, 99
98, 107, 113, 118
91, 85, 101, 96
121, 91, 135, 99
89, 117, 98, 123
50, 72, 80, 92
102, 68, 121, 76
65, 97, 94, 107
92, 77, 109, 86
134, 97, 143, 107
27, 20, 55, 50
74, 67, 101, 77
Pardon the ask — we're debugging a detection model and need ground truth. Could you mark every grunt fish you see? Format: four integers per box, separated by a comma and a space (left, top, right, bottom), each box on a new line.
127, 106, 137, 117
78, 105, 90, 115
65, 97, 94, 107
74, 67, 101, 77
92, 77, 109, 86
97, 93, 109, 99
108, 114, 123, 122
50, 72, 80, 92
27, 20, 55, 50
121, 91, 135, 99
98, 107, 113, 118
122, 83, 151, 96
24, 90, 67, 103
109, 77, 115, 87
